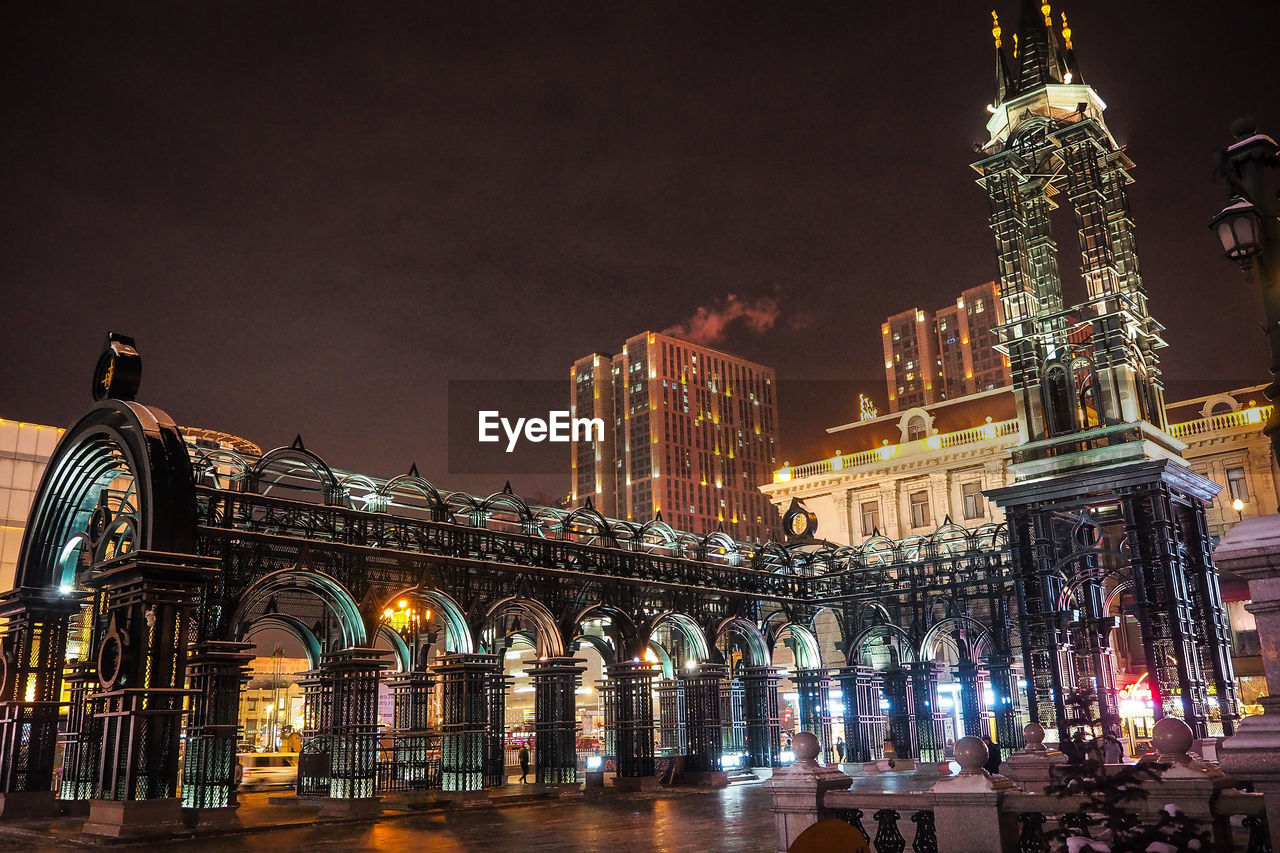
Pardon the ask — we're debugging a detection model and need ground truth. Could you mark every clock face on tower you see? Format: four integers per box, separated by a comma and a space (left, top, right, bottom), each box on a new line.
91, 333, 142, 402
781, 498, 816, 542
789, 511, 810, 537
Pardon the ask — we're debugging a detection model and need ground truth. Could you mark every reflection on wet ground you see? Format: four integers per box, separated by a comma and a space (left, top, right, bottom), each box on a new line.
0, 784, 776, 853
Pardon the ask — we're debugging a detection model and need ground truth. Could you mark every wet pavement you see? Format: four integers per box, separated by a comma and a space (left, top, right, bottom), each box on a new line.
0, 783, 776, 853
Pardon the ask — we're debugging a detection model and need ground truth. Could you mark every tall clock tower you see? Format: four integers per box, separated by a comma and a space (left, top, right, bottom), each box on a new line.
976, 2, 1240, 742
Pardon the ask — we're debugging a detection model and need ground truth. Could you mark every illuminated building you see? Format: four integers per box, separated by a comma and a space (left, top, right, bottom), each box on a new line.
571, 331, 780, 541
0, 419, 63, 593
881, 281, 1011, 413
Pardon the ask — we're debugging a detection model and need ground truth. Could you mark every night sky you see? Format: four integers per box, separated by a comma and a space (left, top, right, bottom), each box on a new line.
3, 1, 1278, 501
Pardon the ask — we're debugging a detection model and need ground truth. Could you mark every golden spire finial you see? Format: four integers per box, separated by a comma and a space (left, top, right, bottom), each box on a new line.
1013, 33, 1018, 58
1061, 12, 1073, 49
1041, 2, 1052, 27
991, 10, 1002, 48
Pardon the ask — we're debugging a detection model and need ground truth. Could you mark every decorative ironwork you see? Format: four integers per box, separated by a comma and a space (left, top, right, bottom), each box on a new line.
1015, 812, 1049, 853
909, 810, 937, 853
835, 807, 871, 842
872, 808, 906, 853
1243, 814, 1273, 853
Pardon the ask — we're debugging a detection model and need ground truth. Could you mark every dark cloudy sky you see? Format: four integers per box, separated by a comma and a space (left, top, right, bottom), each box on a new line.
3, 1, 1277, 500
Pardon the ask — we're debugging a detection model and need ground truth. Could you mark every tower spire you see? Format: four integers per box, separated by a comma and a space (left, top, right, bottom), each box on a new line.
1013, 0, 1068, 92
992, 10, 1013, 107
1060, 12, 1083, 84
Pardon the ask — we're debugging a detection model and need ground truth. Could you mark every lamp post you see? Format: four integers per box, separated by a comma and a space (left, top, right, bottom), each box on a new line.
1233, 497, 1246, 525
1214, 118, 1280, 851
1211, 118, 1280, 472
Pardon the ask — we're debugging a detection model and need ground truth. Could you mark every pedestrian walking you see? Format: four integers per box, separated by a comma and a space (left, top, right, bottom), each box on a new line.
983, 737, 1001, 775
835, 737, 846, 762
518, 743, 530, 784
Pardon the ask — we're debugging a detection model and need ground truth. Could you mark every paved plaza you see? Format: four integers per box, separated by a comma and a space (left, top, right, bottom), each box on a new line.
0, 784, 776, 853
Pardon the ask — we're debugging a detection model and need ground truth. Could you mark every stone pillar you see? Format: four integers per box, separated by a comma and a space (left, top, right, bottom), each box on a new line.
1215, 517, 1280, 850
433, 653, 501, 794
80, 553, 219, 839
529, 657, 585, 789
0, 588, 84, 819
680, 663, 727, 782
931, 736, 1017, 853
387, 669, 436, 790
762, 731, 850, 853
607, 661, 657, 787
1000, 722, 1065, 794
742, 665, 781, 769
793, 668, 833, 764
180, 641, 254, 827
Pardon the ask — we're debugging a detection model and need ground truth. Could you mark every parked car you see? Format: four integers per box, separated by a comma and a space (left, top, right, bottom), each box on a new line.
236, 752, 298, 790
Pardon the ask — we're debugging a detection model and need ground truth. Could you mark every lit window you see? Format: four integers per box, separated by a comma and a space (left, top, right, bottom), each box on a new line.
1227, 467, 1249, 503
909, 491, 930, 528
962, 482, 984, 520
861, 501, 880, 537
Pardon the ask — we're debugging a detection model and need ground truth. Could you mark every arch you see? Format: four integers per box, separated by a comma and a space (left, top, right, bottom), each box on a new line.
648, 612, 711, 663
338, 473, 383, 512
483, 597, 565, 658
715, 616, 769, 668
918, 615, 996, 662
479, 491, 535, 531
380, 586, 475, 655
849, 623, 918, 667
572, 633, 616, 666
562, 506, 619, 547
244, 613, 323, 669
381, 474, 448, 519
754, 541, 794, 573
773, 622, 822, 670
375, 624, 412, 673
17, 399, 197, 591
230, 567, 368, 650
250, 445, 340, 503
1200, 394, 1241, 420
897, 406, 935, 443
635, 518, 679, 553
190, 446, 253, 491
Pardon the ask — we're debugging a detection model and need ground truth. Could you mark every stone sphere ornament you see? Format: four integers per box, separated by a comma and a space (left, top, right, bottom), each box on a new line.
953, 735, 989, 773
1152, 716, 1194, 759
1023, 722, 1046, 751
793, 731, 821, 762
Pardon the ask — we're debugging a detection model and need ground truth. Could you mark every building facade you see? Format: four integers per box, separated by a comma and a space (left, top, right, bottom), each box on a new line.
0, 419, 64, 593
763, 386, 1277, 549
571, 331, 780, 542
882, 281, 1011, 413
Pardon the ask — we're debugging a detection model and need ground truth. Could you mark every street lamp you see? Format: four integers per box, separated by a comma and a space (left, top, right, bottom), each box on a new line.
1210, 196, 1262, 266
1212, 118, 1280, 479
1233, 497, 1245, 523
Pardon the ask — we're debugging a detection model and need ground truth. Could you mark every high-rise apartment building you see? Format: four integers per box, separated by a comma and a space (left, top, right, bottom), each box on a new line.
881, 281, 1010, 412
571, 331, 780, 542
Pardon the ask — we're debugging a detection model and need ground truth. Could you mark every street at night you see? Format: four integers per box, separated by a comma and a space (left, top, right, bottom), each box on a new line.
3, 1, 1280, 851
